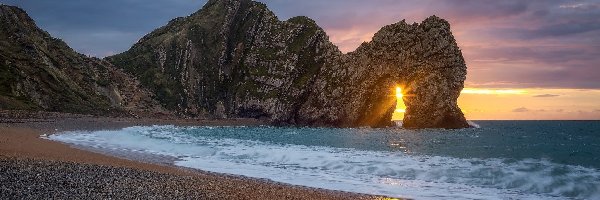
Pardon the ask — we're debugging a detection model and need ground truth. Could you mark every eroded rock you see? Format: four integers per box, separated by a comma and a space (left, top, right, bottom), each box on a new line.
1, 1, 469, 128
0, 5, 168, 117
107, 0, 470, 128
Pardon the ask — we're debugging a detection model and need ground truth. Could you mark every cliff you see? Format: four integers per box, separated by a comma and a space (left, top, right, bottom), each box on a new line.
108, 0, 469, 128
1, 0, 469, 128
0, 5, 166, 116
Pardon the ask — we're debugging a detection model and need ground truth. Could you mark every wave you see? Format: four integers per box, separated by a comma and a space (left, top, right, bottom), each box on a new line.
49, 126, 599, 199
467, 120, 481, 128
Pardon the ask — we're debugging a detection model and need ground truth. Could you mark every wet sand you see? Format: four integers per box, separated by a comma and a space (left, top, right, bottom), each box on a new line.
0, 112, 391, 199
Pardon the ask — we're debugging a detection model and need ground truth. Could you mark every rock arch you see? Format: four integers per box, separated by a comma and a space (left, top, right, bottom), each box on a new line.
108, 0, 470, 128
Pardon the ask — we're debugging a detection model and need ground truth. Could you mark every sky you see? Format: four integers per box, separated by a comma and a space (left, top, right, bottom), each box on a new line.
2, 0, 599, 120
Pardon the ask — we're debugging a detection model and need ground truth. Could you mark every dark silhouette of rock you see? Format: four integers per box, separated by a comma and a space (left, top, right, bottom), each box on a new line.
108, 0, 469, 128
1, 0, 469, 128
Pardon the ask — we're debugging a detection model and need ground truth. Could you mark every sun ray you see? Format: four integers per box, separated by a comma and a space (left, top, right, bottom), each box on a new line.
393, 86, 406, 121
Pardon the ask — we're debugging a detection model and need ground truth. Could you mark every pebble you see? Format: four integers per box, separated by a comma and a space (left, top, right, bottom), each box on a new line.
0, 157, 385, 199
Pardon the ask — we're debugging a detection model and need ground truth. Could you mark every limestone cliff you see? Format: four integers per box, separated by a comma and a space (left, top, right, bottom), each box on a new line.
1, 1, 469, 128
0, 5, 166, 116
108, 0, 469, 128
108, 0, 338, 121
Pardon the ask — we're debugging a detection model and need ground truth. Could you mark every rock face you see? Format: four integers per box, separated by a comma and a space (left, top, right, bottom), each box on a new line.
0, 5, 166, 116
108, 0, 338, 121
1, 1, 469, 128
341, 18, 470, 129
108, 0, 469, 128
314, 17, 469, 129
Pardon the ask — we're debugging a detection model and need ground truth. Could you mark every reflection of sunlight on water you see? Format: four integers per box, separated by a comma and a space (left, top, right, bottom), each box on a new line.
389, 142, 406, 149
379, 178, 404, 186
50, 125, 600, 199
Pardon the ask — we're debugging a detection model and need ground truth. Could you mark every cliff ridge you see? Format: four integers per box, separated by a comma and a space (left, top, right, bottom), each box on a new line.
1, 1, 469, 128
108, 0, 469, 128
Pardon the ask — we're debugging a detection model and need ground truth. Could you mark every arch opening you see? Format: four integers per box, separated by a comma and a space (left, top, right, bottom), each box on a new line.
392, 86, 407, 123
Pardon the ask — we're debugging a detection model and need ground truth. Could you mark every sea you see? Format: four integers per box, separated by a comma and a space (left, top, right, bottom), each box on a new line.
47, 121, 600, 199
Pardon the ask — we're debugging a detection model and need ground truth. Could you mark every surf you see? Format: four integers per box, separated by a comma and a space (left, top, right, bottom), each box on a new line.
48, 125, 600, 199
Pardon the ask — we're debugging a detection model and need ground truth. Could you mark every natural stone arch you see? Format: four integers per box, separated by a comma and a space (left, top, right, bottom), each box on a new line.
306, 16, 470, 128
108, 0, 469, 129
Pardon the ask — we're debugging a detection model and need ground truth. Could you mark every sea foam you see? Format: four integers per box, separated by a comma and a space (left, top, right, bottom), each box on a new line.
49, 125, 600, 199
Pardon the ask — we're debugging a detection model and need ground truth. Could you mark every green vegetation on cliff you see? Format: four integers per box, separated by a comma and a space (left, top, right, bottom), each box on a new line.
0, 5, 166, 116
107, 0, 469, 128
1, 0, 469, 128
107, 0, 336, 119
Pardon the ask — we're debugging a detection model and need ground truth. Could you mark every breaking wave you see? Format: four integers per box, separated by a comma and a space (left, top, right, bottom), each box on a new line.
49, 125, 600, 199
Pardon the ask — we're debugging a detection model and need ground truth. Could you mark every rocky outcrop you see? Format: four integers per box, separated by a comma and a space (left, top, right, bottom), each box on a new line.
108, 0, 469, 128
1, 1, 469, 128
0, 5, 167, 116
307, 17, 469, 129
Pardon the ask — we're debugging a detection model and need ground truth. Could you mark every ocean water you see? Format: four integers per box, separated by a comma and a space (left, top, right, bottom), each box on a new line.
48, 121, 600, 199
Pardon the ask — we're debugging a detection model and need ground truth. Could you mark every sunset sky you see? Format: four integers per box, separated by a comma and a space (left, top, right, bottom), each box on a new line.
3, 0, 599, 120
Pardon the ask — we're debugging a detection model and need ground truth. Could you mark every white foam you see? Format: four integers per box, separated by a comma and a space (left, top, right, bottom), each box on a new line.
467, 121, 481, 128
48, 126, 600, 199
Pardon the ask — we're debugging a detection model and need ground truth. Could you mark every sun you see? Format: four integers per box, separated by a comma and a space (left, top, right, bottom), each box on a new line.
394, 86, 406, 114
396, 87, 403, 98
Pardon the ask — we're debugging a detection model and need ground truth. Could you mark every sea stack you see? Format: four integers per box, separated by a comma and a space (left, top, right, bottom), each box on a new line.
108, 0, 469, 128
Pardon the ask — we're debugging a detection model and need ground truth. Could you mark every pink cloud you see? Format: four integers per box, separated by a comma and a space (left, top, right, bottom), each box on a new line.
262, 0, 600, 89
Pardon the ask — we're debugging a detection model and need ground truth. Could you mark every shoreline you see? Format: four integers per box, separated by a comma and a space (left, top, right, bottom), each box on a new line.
0, 114, 391, 199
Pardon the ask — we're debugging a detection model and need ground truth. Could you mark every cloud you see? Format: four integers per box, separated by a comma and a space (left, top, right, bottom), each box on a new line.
512, 107, 530, 112
461, 40, 600, 89
521, 20, 600, 38
2, 0, 207, 57
3, 0, 600, 88
559, 2, 600, 11
533, 94, 560, 97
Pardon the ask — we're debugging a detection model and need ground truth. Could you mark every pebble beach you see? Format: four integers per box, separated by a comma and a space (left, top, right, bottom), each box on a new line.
0, 111, 387, 199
